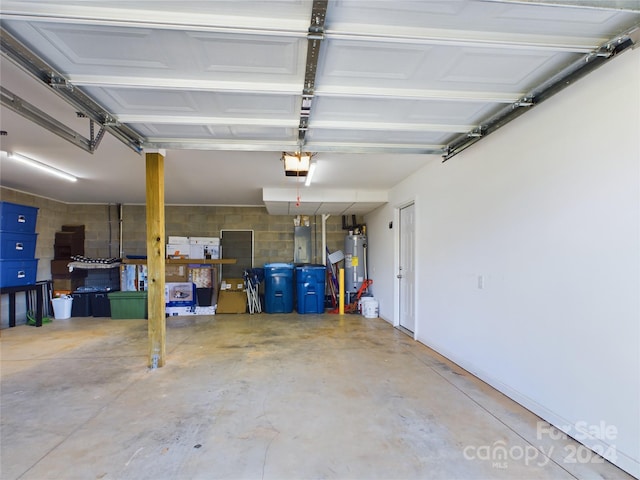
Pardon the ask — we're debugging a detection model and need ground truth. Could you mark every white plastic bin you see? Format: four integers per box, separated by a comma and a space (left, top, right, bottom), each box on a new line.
360, 297, 379, 318
51, 296, 73, 319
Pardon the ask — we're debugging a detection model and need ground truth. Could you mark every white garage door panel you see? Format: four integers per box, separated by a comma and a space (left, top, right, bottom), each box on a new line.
0, 0, 313, 28
82, 88, 298, 119
327, 0, 635, 38
312, 96, 504, 125
307, 128, 451, 145
130, 123, 294, 141
3, 22, 306, 83
318, 39, 581, 93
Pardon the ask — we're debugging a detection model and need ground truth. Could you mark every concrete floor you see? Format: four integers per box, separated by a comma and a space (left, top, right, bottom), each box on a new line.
0, 313, 633, 480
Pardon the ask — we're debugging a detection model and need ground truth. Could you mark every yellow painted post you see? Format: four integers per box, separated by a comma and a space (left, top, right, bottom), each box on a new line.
339, 267, 345, 315
145, 150, 166, 368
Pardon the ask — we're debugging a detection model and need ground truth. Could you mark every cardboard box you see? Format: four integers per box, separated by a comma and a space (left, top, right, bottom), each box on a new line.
194, 305, 216, 315
166, 264, 188, 282
53, 277, 84, 292
61, 225, 85, 235
189, 244, 205, 260
51, 260, 87, 277
53, 289, 72, 297
216, 291, 247, 313
54, 231, 83, 246
168, 236, 189, 244
189, 266, 216, 288
166, 243, 190, 258
51, 259, 72, 275
205, 244, 220, 259
52, 271, 86, 280
165, 282, 195, 306
54, 242, 84, 259
220, 278, 245, 292
189, 236, 220, 245
166, 305, 196, 316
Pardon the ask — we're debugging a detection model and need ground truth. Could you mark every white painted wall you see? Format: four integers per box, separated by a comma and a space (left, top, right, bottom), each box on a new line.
366, 47, 640, 477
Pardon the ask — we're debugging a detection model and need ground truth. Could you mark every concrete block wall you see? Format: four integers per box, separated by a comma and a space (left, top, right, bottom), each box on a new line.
69, 203, 121, 258
1, 187, 364, 326
1, 189, 359, 273
123, 205, 351, 268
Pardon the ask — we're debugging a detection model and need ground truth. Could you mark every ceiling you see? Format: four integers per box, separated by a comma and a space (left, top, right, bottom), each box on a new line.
1, 1, 638, 215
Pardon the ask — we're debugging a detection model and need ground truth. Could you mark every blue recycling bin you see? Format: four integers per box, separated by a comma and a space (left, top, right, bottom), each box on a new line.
264, 263, 294, 313
295, 265, 326, 314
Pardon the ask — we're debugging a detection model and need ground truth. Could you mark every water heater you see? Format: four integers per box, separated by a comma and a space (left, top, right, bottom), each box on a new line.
344, 234, 367, 293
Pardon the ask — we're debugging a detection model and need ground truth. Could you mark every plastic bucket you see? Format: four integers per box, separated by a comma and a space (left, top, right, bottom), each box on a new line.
51, 296, 73, 319
361, 297, 378, 318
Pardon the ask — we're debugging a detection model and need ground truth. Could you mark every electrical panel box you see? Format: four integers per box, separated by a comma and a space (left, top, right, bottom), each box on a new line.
294, 226, 312, 264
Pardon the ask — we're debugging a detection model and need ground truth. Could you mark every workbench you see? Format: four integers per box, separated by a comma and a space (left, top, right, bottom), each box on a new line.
1, 281, 48, 327
121, 258, 236, 265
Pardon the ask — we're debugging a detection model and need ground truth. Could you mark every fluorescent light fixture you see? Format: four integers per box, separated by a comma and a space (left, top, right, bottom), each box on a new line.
7, 151, 77, 182
304, 162, 317, 187
282, 152, 311, 176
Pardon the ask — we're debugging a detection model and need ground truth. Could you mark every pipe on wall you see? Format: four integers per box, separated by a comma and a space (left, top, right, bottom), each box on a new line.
118, 203, 123, 258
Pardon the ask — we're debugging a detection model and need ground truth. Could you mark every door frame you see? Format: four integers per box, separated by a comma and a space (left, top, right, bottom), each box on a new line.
394, 200, 417, 339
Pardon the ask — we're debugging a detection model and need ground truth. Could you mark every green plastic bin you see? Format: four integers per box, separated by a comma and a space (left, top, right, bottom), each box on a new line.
108, 291, 148, 319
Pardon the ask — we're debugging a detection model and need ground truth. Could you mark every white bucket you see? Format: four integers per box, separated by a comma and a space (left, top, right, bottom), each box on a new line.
51, 296, 73, 319
361, 297, 378, 318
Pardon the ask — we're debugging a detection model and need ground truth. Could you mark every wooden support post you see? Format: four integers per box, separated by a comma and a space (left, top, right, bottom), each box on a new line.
145, 150, 166, 368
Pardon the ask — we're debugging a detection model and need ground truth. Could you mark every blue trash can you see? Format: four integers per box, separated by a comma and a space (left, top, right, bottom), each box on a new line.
264, 263, 294, 313
295, 265, 326, 314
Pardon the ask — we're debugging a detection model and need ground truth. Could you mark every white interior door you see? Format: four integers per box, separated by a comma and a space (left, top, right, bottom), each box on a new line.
399, 203, 416, 333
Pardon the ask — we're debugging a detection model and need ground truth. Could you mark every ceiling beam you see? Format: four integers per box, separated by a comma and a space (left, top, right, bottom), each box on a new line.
310, 120, 474, 133
68, 75, 302, 95
143, 139, 300, 152
304, 142, 445, 155
115, 115, 299, 128
115, 114, 472, 134
326, 28, 601, 53
315, 86, 519, 103
142, 138, 445, 155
